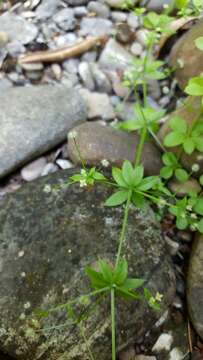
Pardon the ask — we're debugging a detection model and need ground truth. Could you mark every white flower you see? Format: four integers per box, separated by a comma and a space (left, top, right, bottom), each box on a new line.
43, 184, 51, 193
101, 159, 110, 167
81, 169, 87, 176
24, 302, 31, 309
191, 213, 197, 219
155, 292, 163, 302
80, 179, 87, 188
190, 223, 198, 231
192, 164, 200, 172
162, 86, 170, 95
186, 205, 192, 211
68, 130, 77, 140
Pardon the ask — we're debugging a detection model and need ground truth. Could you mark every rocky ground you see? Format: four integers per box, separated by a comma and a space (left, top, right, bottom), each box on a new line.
0, 0, 203, 359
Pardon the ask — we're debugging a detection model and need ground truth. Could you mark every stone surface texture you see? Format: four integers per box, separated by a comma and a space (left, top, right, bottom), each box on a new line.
0, 169, 175, 359
187, 234, 203, 340
0, 85, 87, 179
68, 122, 162, 175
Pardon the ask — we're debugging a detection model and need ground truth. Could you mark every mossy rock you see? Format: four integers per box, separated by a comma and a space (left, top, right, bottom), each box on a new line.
0, 169, 175, 359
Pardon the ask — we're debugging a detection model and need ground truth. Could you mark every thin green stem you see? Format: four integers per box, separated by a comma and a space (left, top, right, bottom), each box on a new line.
135, 125, 147, 166
79, 323, 95, 360
116, 190, 132, 268
49, 287, 110, 313
73, 138, 86, 170
111, 289, 116, 360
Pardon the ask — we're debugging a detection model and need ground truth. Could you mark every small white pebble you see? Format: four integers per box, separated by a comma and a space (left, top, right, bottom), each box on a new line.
18, 250, 25, 258
24, 302, 31, 309
21, 272, 26, 277
169, 348, 184, 360
152, 333, 173, 353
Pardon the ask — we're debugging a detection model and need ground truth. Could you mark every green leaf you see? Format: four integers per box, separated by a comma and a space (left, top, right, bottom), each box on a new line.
194, 197, 203, 215
175, 0, 188, 9
195, 36, 203, 51
122, 160, 134, 186
137, 176, 158, 191
194, 136, 203, 152
164, 131, 185, 147
98, 260, 113, 284
160, 166, 173, 179
183, 137, 195, 154
176, 217, 188, 229
117, 119, 142, 132
122, 278, 145, 291
114, 259, 128, 285
169, 116, 187, 133
185, 77, 203, 96
85, 267, 107, 289
133, 165, 144, 186
93, 172, 106, 181
105, 190, 129, 207
70, 174, 82, 182
112, 167, 127, 188
132, 192, 145, 209
162, 152, 178, 166
35, 309, 49, 318
175, 168, 189, 182
197, 219, 203, 233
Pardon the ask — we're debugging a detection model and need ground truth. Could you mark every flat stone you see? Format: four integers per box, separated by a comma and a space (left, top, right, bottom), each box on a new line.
0, 168, 175, 359
168, 178, 201, 197
68, 122, 162, 175
79, 89, 115, 120
53, 8, 76, 31
0, 13, 38, 45
78, 62, 95, 91
134, 356, 157, 360
79, 17, 113, 36
187, 234, 203, 339
21, 157, 47, 181
99, 38, 134, 71
0, 85, 87, 179
90, 63, 112, 93
152, 333, 173, 352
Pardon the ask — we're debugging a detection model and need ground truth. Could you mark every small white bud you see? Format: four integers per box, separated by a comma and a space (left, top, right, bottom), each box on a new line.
192, 164, 200, 172
68, 130, 77, 140
101, 159, 109, 167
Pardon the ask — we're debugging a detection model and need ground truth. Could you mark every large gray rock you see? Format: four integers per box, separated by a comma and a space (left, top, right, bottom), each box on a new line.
0, 86, 87, 179
68, 122, 162, 175
0, 169, 175, 359
187, 234, 203, 340
0, 13, 38, 45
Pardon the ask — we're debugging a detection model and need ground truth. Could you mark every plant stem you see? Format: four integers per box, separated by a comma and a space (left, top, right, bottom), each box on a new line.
79, 323, 95, 360
116, 190, 132, 268
135, 125, 147, 166
111, 288, 116, 360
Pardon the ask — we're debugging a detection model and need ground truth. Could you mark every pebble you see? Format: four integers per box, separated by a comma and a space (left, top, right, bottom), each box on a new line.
51, 63, 62, 81
82, 50, 97, 62
127, 12, 139, 29
165, 236, 179, 256
55, 33, 77, 47
0, 31, 9, 47
79, 17, 113, 36
130, 41, 143, 56
62, 59, 79, 74
169, 348, 184, 360
53, 9, 76, 31
111, 11, 127, 22
136, 29, 149, 46
20, 62, 44, 71
21, 157, 47, 182
65, 0, 89, 5
87, 1, 110, 18
116, 23, 135, 44
147, 0, 171, 12
0, 13, 38, 45
134, 356, 157, 360
152, 333, 173, 353
0, 77, 12, 90
56, 159, 74, 169
7, 41, 26, 57
104, 0, 137, 7
74, 6, 88, 17
168, 178, 201, 197
80, 88, 115, 120
99, 38, 133, 71
90, 63, 112, 93
41, 163, 58, 176
79, 62, 95, 91
36, 0, 60, 19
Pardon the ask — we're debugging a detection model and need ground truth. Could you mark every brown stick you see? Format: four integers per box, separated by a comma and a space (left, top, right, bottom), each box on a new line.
18, 35, 108, 64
